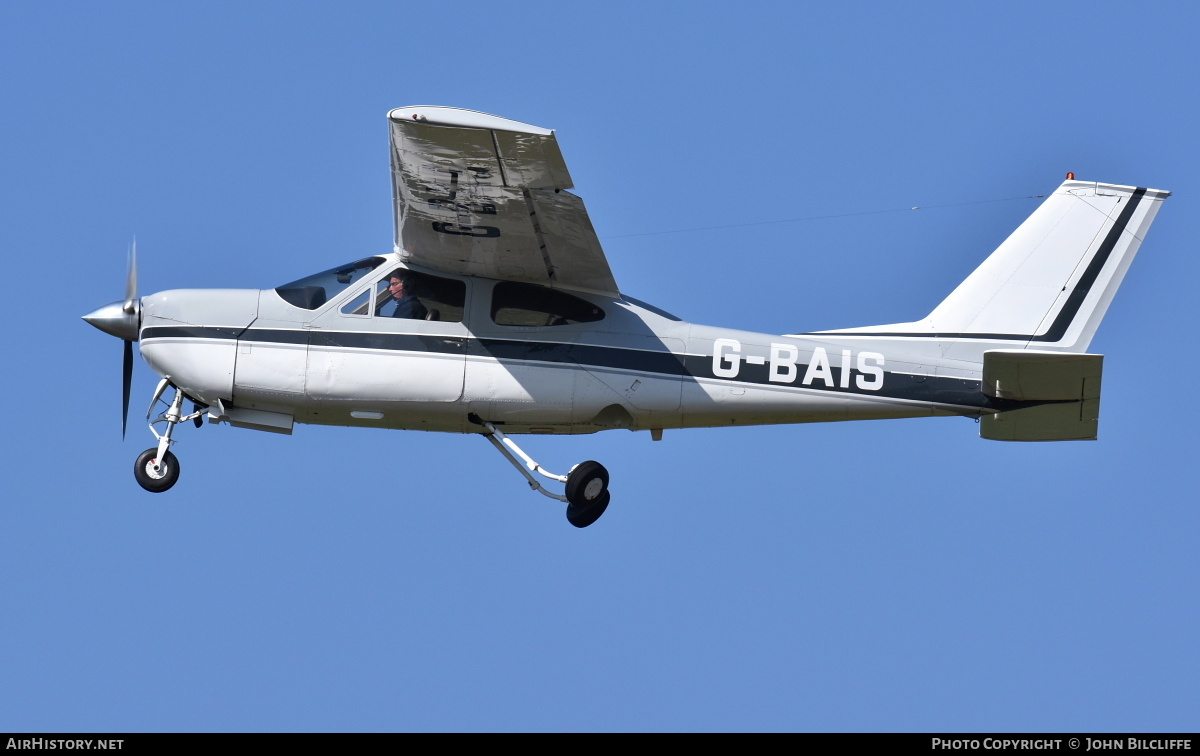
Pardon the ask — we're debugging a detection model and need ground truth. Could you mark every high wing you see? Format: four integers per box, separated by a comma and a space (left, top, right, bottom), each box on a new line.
388, 106, 618, 296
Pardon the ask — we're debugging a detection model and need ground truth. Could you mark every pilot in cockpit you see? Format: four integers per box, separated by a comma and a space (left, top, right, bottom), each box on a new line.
386, 273, 429, 320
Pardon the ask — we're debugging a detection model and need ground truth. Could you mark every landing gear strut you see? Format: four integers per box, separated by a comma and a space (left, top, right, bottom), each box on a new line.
133, 380, 205, 493
473, 416, 611, 528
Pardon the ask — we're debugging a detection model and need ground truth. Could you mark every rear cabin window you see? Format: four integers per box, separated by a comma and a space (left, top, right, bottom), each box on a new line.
491, 282, 605, 327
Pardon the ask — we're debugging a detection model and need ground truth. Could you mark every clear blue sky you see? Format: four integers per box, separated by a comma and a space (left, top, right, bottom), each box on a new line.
2, 1, 1197, 732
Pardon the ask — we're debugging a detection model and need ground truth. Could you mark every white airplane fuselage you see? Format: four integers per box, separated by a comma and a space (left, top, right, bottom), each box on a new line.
137, 255, 989, 440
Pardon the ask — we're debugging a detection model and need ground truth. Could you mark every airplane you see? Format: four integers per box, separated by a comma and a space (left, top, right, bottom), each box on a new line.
83, 105, 1170, 527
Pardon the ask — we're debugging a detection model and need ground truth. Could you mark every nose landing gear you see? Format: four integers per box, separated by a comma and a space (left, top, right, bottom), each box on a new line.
473, 416, 612, 528
133, 381, 206, 493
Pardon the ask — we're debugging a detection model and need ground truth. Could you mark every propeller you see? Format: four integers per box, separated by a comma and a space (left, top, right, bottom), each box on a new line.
82, 240, 142, 439
124, 239, 138, 314
121, 240, 137, 438
122, 340, 133, 439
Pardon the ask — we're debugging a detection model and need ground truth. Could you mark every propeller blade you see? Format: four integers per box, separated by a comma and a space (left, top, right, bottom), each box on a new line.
124, 238, 138, 312
122, 339, 133, 440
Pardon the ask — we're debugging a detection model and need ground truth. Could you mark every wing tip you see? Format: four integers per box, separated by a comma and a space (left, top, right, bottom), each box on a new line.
388, 106, 554, 136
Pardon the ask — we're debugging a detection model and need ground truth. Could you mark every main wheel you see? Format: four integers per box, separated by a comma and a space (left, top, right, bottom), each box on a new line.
565, 461, 610, 528
134, 448, 180, 493
567, 491, 610, 529
566, 461, 608, 506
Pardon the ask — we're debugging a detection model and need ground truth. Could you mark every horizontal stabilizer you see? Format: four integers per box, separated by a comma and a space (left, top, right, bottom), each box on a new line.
980, 401, 1099, 441
980, 350, 1103, 441
982, 350, 1102, 401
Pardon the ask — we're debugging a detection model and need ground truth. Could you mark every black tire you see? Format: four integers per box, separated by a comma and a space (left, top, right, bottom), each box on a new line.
565, 460, 609, 507
133, 447, 180, 493
566, 490, 610, 529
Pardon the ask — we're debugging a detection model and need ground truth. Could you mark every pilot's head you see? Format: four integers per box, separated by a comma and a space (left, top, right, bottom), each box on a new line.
388, 274, 411, 299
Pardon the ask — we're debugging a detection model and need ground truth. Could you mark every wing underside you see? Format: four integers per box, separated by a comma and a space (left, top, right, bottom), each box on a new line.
388, 106, 618, 296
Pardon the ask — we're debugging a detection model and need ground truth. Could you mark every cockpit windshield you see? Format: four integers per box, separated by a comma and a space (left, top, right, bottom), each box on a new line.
274, 257, 385, 310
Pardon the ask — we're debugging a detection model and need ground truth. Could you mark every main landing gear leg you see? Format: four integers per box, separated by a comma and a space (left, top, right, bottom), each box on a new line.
473, 416, 611, 528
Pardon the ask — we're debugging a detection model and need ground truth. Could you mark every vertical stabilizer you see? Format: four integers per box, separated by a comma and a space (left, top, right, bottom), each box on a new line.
926, 180, 1168, 351
818, 180, 1169, 359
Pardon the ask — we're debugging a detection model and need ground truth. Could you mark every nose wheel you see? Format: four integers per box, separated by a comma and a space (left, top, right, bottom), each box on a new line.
134, 448, 180, 493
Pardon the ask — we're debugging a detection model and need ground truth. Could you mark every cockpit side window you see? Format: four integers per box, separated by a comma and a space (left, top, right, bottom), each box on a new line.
339, 289, 372, 317
491, 282, 605, 327
373, 269, 467, 323
275, 257, 385, 310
